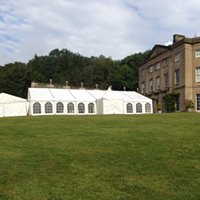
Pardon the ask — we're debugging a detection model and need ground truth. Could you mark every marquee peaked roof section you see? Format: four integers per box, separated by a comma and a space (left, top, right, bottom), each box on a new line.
0, 93, 27, 103
123, 91, 152, 102
50, 89, 76, 101
28, 88, 55, 101
113, 91, 135, 102
68, 89, 96, 102
101, 87, 123, 100
87, 90, 105, 100
28, 88, 76, 101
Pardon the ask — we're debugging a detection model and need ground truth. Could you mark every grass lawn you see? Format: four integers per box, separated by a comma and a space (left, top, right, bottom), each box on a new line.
0, 113, 200, 200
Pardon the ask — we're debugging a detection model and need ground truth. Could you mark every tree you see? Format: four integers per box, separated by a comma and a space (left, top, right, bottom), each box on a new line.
0, 62, 31, 98
1, 48, 150, 97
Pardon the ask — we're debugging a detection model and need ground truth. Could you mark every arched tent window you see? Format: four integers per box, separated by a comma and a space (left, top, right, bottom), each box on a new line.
33, 102, 41, 114
56, 102, 64, 113
127, 103, 133, 113
67, 103, 74, 113
78, 103, 85, 113
145, 103, 151, 113
45, 102, 53, 113
88, 103, 95, 113
136, 103, 142, 113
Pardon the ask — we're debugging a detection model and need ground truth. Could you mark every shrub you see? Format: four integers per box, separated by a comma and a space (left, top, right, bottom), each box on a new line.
163, 92, 179, 112
184, 99, 194, 110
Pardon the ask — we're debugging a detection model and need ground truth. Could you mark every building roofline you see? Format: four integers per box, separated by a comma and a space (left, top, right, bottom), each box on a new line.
147, 44, 171, 59
138, 34, 200, 68
138, 44, 171, 67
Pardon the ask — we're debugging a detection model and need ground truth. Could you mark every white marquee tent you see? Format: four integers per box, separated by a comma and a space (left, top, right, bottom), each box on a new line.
28, 87, 153, 116
0, 93, 28, 117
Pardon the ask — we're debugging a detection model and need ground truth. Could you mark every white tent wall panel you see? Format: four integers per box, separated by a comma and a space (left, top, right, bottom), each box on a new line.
48, 101, 56, 116
4, 102, 27, 117
141, 102, 146, 114
132, 102, 138, 114
96, 99, 103, 114
102, 99, 124, 114
28, 102, 34, 115
0, 104, 4, 117
72, 102, 78, 115
151, 103, 153, 114
39, 101, 46, 115
0, 102, 27, 117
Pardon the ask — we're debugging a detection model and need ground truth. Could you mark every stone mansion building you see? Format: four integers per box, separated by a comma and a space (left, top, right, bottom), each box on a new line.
138, 34, 200, 112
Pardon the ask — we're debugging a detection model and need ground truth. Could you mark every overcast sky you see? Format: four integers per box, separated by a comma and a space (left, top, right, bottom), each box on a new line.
1, 0, 200, 65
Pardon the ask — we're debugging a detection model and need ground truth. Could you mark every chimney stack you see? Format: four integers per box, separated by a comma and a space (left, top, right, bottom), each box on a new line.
173, 34, 185, 43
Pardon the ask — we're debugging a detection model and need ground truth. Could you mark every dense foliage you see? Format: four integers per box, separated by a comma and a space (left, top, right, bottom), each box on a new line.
163, 92, 179, 112
0, 49, 148, 98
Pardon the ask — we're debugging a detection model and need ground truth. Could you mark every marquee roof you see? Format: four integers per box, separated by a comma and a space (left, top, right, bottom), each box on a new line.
123, 91, 152, 102
100, 87, 123, 100
28, 88, 151, 102
69, 89, 96, 102
0, 93, 27, 104
50, 89, 76, 101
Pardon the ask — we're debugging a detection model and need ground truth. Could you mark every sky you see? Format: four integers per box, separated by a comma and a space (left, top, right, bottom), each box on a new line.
1, 0, 200, 66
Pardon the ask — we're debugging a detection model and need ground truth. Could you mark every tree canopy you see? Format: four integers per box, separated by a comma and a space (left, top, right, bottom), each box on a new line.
0, 49, 149, 98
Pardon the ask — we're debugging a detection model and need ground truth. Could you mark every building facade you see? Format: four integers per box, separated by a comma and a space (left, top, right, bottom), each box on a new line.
138, 34, 200, 112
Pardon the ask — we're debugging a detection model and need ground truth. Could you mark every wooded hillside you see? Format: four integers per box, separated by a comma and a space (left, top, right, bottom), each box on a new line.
0, 49, 149, 98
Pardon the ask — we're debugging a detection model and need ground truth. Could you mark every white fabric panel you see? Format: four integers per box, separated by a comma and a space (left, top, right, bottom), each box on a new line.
28, 88, 54, 101
0, 93, 28, 117
96, 99, 103, 114
4, 102, 27, 117
50, 89, 76, 101
112, 91, 133, 101
0, 104, 4, 117
0, 93, 27, 103
69, 89, 96, 102
123, 91, 152, 102
87, 90, 105, 100
102, 99, 124, 114
101, 87, 122, 100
